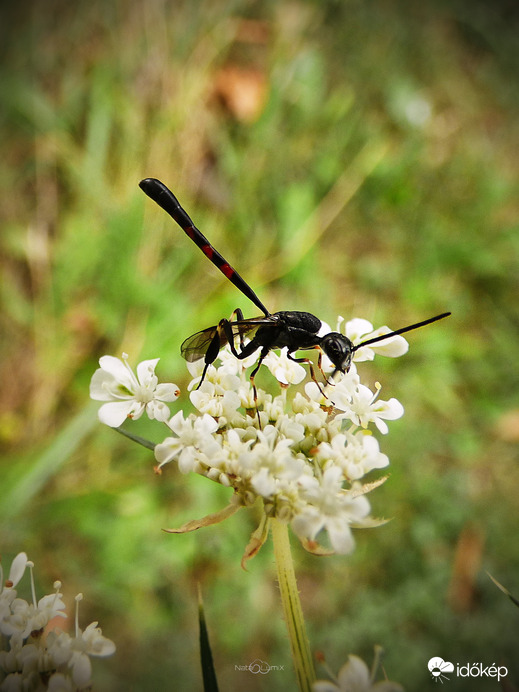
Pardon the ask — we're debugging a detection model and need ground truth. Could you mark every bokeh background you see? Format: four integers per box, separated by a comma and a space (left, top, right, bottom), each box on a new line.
1, 1, 518, 690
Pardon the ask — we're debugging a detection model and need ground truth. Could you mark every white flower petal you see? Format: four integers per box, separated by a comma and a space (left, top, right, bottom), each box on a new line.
327, 519, 355, 554
337, 655, 371, 689
251, 467, 277, 497
154, 383, 180, 402
8, 553, 28, 587
97, 400, 135, 427
381, 397, 405, 420
98, 355, 136, 389
154, 438, 182, 468
89, 368, 118, 401
374, 418, 389, 434
48, 673, 74, 691
313, 683, 340, 692
291, 506, 323, 543
344, 318, 374, 340
71, 651, 92, 687
136, 358, 160, 385
370, 334, 408, 357
263, 349, 307, 385
82, 622, 116, 657
146, 400, 171, 422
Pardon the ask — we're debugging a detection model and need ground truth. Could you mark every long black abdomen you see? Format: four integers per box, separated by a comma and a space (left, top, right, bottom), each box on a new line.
139, 178, 270, 317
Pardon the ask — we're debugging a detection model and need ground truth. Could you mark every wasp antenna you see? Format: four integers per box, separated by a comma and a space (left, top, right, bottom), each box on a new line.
353, 312, 451, 352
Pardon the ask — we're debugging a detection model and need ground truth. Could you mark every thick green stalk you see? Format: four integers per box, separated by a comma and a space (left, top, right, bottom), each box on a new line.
271, 518, 315, 691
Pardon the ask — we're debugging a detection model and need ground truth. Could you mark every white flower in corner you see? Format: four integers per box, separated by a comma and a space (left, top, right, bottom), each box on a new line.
313, 654, 404, 692
0, 556, 115, 690
90, 353, 179, 427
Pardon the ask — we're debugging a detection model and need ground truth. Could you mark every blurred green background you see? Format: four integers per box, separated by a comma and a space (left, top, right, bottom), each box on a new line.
1, 1, 518, 690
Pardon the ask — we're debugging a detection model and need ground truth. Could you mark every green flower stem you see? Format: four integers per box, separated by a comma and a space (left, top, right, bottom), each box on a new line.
271, 518, 315, 691
114, 425, 156, 450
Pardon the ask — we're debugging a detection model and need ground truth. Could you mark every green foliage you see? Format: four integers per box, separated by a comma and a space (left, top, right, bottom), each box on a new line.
1, 0, 519, 689
199, 590, 220, 692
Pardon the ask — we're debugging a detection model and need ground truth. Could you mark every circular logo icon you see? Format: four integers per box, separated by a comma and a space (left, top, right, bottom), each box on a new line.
428, 657, 454, 682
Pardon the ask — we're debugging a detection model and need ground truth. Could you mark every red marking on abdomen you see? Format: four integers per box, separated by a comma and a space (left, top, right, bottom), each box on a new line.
221, 263, 234, 278
201, 244, 214, 259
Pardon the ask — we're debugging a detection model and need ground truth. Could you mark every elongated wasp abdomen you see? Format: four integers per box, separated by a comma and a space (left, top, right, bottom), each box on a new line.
139, 178, 270, 317
139, 178, 450, 402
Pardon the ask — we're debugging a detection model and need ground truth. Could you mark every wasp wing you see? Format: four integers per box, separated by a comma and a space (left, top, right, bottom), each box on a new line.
181, 327, 220, 362
180, 316, 278, 362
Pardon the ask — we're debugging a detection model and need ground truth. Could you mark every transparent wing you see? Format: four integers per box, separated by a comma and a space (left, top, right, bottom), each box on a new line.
180, 317, 277, 362
181, 327, 220, 362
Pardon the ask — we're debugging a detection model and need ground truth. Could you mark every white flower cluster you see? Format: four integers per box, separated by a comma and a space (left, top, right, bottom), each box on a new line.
90, 318, 407, 556
0, 553, 115, 691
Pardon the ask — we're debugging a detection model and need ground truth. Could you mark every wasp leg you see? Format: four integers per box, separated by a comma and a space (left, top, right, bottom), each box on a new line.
195, 325, 226, 390
247, 347, 269, 429
219, 318, 265, 427
229, 308, 246, 350
287, 348, 330, 399
316, 350, 337, 387
220, 317, 260, 360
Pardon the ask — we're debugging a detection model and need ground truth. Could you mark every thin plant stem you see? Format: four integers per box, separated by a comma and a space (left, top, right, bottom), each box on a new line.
271, 518, 315, 691
114, 425, 156, 450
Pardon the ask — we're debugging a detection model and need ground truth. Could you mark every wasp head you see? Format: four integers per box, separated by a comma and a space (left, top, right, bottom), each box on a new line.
319, 332, 354, 375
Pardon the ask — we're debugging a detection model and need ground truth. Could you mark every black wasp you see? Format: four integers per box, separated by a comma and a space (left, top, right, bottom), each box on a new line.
139, 178, 450, 405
